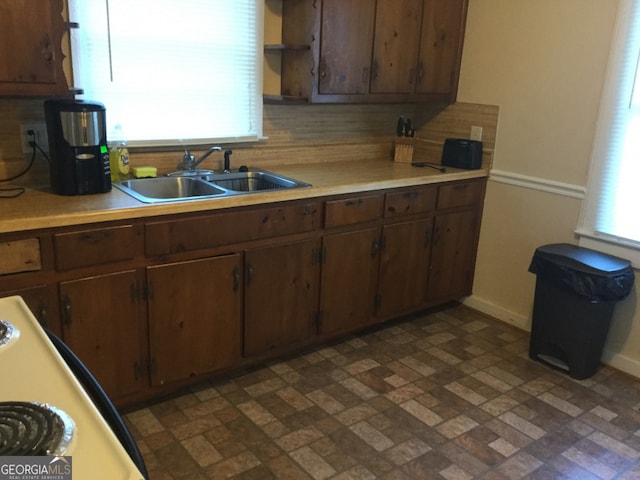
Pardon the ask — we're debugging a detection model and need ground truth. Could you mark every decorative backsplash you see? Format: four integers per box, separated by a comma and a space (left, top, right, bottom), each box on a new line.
0, 99, 498, 186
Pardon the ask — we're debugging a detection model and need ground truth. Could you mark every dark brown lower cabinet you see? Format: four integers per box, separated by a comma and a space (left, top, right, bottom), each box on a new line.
2, 285, 55, 334
319, 227, 380, 336
59, 270, 145, 403
0, 178, 485, 408
427, 209, 480, 303
244, 238, 320, 357
377, 218, 433, 319
147, 254, 242, 387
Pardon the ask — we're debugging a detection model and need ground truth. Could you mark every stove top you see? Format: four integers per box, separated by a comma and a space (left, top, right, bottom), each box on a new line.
0, 401, 74, 456
0, 296, 144, 479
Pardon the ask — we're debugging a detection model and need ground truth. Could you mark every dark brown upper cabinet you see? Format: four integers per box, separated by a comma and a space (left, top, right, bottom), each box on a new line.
0, 0, 70, 96
266, 0, 468, 104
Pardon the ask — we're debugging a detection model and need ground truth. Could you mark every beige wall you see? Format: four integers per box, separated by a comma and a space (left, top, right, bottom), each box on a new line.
458, 0, 640, 378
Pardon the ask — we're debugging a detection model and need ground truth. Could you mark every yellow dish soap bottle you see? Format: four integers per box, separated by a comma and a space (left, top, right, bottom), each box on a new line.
109, 124, 130, 182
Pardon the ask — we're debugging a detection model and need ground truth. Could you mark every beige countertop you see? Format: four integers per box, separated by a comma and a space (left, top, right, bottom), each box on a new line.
0, 158, 487, 234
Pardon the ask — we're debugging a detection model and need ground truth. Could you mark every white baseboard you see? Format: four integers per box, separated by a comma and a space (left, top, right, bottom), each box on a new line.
462, 295, 530, 331
463, 295, 640, 379
601, 349, 640, 379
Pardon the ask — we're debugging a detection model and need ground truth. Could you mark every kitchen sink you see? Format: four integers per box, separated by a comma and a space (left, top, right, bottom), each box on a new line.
114, 170, 310, 203
202, 171, 310, 192
114, 177, 227, 203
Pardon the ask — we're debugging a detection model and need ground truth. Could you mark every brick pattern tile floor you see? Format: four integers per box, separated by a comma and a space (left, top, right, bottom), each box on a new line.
125, 305, 640, 479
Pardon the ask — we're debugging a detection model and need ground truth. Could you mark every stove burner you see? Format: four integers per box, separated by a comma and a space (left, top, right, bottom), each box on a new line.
0, 402, 74, 456
0, 320, 19, 348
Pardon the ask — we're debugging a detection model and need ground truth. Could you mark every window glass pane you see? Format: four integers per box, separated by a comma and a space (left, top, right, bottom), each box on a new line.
69, 0, 262, 147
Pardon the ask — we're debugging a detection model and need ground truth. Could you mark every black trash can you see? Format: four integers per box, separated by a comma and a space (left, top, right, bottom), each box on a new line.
528, 243, 634, 379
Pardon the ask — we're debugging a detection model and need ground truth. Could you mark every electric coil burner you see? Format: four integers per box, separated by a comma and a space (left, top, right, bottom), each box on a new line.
0, 401, 75, 456
0, 319, 19, 348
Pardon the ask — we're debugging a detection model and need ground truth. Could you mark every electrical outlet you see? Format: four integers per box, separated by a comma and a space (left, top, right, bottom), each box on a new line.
470, 125, 483, 141
20, 123, 49, 154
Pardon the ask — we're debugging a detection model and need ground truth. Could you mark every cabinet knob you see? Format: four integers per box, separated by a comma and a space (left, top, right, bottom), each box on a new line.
232, 266, 240, 292
62, 297, 72, 325
41, 39, 54, 65
38, 303, 48, 328
371, 238, 380, 258
246, 264, 254, 285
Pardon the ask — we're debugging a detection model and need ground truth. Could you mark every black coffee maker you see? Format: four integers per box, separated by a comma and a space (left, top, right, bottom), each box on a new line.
44, 99, 111, 195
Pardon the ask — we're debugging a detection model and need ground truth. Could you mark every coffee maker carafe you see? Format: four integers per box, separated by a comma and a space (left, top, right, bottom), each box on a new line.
44, 99, 111, 195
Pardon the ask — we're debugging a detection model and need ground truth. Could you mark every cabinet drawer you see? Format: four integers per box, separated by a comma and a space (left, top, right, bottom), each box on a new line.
54, 225, 135, 271
146, 202, 321, 256
325, 194, 383, 228
437, 180, 484, 210
384, 186, 437, 218
0, 238, 41, 275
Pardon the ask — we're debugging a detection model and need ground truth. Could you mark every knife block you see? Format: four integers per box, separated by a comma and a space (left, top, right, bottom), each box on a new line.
394, 137, 415, 164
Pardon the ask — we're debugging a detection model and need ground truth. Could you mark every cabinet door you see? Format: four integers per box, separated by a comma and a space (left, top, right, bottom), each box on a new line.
370, 0, 423, 94
147, 254, 242, 386
59, 271, 145, 402
2, 285, 57, 335
377, 219, 433, 319
0, 0, 68, 96
320, 228, 380, 336
416, 0, 466, 95
427, 210, 479, 302
244, 238, 320, 357
318, 0, 375, 95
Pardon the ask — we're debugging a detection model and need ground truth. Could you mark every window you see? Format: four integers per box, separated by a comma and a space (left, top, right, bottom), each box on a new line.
578, 0, 640, 263
68, 0, 263, 147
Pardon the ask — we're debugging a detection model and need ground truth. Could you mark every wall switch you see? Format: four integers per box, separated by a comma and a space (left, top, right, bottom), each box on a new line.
20, 123, 49, 154
470, 125, 483, 141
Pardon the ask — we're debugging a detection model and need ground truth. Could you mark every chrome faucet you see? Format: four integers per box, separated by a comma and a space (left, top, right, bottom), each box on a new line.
180, 146, 222, 172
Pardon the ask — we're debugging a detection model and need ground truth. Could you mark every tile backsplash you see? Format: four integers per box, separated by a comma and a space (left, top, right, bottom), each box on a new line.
0, 99, 498, 187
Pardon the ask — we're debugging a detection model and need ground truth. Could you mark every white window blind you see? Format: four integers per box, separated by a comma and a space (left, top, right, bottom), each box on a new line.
68, 0, 263, 147
578, 0, 640, 257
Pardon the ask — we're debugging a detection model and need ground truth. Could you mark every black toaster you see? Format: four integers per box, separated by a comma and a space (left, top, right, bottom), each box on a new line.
441, 138, 483, 170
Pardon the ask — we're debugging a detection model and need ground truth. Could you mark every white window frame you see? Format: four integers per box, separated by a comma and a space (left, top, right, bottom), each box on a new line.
577, 0, 640, 266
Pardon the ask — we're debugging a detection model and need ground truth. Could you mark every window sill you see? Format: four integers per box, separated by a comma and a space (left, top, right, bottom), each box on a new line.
575, 229, 640, 269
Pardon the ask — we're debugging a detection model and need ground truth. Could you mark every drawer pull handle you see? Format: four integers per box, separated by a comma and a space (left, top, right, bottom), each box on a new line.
345, 199, 363, 207
403, 191, 419, 200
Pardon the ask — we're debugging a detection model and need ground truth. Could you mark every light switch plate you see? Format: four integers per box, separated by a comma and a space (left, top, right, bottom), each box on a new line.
470, 126, 483, 141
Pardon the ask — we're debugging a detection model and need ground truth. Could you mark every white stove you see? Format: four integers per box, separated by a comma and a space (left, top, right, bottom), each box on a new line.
0, 296, 145, 479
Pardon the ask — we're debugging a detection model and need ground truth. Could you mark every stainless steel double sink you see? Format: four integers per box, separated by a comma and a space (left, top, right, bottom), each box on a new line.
114, 170, 310, 203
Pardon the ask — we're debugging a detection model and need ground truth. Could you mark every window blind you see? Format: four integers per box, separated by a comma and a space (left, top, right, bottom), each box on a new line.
579, 0, 640, 250
68, 0, 263, 147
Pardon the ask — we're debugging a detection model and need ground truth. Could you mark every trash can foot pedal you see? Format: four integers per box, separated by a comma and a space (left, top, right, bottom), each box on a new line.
536, 354, 570, 371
